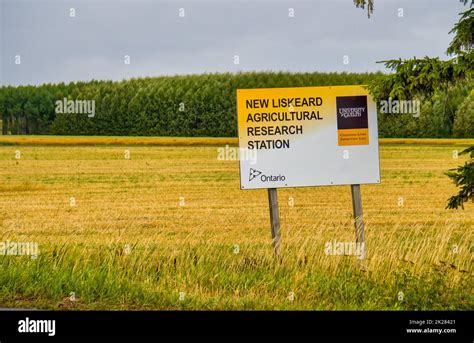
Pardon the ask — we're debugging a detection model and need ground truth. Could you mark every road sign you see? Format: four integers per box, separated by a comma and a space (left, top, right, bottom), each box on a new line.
237, 85, 380, 190
236, 85, 379, 260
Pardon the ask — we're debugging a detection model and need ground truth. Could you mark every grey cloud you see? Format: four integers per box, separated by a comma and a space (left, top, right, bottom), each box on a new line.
0, 0, 466, 85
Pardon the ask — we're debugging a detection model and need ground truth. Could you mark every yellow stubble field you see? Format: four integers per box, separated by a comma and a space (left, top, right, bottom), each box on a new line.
0, 138, 472, 310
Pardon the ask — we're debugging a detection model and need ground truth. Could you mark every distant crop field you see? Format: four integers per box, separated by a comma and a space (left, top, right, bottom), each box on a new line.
0, 139, 472, 310
1, 135, 474, 147
0, 135, 238, 146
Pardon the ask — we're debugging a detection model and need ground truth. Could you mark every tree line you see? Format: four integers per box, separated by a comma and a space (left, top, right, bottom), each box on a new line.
0, 71, 472, 138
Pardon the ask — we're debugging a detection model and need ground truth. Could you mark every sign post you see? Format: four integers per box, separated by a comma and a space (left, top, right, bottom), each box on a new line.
267, 188, 281, 257
350, 184, 366, 261
236, 85, 379, 260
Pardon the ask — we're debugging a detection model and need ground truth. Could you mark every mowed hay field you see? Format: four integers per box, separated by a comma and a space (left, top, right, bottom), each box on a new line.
0, 139, 472, 310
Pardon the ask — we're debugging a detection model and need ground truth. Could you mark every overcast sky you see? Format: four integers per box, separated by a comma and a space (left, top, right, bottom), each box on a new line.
0, 0, 465, 86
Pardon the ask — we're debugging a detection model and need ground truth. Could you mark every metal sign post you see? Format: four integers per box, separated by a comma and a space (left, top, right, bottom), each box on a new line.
350, 184, 366, 261
267, 188, 281, 257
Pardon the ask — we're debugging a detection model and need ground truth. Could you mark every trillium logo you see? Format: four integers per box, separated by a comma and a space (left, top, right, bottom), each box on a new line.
249, 168, 262, 181
249, 168, 286, 182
